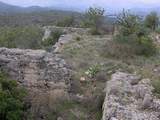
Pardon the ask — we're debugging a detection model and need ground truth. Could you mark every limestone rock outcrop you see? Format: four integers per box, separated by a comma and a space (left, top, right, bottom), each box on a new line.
102, 72, 160, 120
53, 34, 73, 53
0, 47, 71, 91
42, 26, 90, 53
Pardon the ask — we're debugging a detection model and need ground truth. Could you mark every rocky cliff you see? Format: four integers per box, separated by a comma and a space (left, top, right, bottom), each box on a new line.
102, 72, 160, 120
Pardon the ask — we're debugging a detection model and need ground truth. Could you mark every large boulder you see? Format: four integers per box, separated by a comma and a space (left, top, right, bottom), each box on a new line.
102, 72, 160, 120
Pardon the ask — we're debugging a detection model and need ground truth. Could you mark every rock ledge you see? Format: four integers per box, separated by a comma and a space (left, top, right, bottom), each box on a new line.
102, 72, 160, 120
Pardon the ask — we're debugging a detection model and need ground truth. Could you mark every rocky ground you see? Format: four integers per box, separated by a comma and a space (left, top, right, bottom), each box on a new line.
0, 26, 160, 120
0, 47, 71, 119
103, 72, 160, 120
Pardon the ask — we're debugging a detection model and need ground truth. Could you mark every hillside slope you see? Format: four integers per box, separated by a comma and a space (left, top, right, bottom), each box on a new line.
0, 26, 160, 119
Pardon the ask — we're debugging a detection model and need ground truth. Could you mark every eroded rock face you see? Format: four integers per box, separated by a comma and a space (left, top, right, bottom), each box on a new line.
102, 72, 160, 120
53, 34, 73, 53
0, 47, 71, 90
0, 47, 72, 119
42, 26, 90, 53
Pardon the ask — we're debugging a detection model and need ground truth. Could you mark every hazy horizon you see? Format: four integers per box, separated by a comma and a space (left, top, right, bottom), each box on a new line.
1, 0, 160, 10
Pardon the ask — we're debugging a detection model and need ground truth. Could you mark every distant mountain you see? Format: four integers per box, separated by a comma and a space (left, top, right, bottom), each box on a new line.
0, 1, 51, 14
0, 1, 83, 27
0, 1, 23, 13
24, 6, 51, 12
0, 1, 119, 14
0, 1, 160, 16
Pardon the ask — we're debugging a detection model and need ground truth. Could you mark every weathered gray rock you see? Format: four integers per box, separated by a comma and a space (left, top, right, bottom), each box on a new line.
102, 72, 160, 120
0, 47, 71, 90
42, 27, 51, 41
142, 94, 153, 109
53, 34, 73, 53
57, 117, 63, 120
42, 26, 90, 53
0, 47, 72, 119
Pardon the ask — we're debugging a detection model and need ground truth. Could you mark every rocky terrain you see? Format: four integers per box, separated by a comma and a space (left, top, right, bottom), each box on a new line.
0, 47, 72, 119
102, 72, 160, 120
0, 26, 160, 120
0, 48, 70, 90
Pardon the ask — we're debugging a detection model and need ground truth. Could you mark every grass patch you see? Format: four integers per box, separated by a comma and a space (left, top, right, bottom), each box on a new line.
41, 30, 63, 51
0, 71, 27, 120
61, 32, 160, 120
152, 79, 160, 97
46, 99, 88, 120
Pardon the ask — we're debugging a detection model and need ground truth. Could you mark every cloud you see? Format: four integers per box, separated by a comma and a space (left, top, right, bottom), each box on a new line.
1, 0, 160, 8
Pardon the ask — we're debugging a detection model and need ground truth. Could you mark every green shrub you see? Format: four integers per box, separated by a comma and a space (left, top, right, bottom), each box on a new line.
85, 64, 101, 78
42, 30, 63, 49
115, 33, 156, 56
152, 79, 160, 96
135, 36, 156, 56
155, 27, 160, 34
0, 26, 43, 49
75, 36, 81, 41
115, 10, 156, 56
56, 16, 74, 27
84, 7, 105, 35
0, 71, 27, 120
144, 11, 159, 31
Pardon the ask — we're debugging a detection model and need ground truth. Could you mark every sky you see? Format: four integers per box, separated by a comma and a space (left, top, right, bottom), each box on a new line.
1, 0, 160, 10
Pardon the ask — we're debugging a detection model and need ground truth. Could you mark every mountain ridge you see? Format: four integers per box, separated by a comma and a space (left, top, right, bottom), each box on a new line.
0, 1, 160, 15
0, 1, 51, 14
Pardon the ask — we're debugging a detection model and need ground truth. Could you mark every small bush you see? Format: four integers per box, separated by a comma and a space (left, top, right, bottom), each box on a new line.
152, 79, 160, 96
75, 36, 81, 41
56, 16, 74, 27
115, 10, 156, 56
104, 40, 134, 58
84, 7, 105, 35
144, 11, 159, 31
115, 34, 156, 56
85, 64, 101, 78
0, 71, 27, 120
42, 30, 63, 48
155, 27, 160, 34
